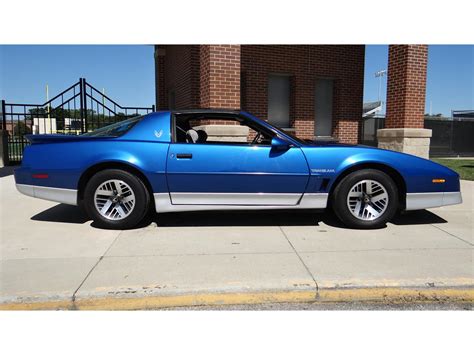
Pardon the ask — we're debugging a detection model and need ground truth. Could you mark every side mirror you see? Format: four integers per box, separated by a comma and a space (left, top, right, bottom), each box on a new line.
271, 136, 291, 151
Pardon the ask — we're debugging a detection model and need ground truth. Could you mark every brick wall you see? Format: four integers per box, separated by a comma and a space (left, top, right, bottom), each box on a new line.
156, 45, 200, 110
333, 119, 359, 143
155, 47, 166, 110
240, 45, 365, 143
385, 45, 428, 129
156, 45, 365, 143
200, 45, 241, 109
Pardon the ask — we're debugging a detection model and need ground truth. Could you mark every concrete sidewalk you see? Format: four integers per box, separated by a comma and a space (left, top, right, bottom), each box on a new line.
0, 172, 472, 310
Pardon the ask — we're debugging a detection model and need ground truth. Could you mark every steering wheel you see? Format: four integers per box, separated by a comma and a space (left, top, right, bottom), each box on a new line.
251, 132, 262, 145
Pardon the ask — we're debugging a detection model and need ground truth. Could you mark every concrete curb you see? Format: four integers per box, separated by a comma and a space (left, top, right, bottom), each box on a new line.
317, 287, 474, 303
0, 299, 73, 311
1, 287, 472, 310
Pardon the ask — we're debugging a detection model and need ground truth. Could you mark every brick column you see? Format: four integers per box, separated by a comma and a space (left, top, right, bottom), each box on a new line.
385, 45, 428, 128
199, 45, 241, 109
377, 45, 431, 158
154, 46, 167, 110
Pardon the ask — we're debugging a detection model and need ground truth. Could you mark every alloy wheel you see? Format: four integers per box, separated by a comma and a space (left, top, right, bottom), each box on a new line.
346, 179, 389, 221
94, 179, 136, 220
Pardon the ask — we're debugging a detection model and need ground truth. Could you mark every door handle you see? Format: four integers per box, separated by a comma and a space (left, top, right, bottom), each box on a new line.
176, 153, 193, 159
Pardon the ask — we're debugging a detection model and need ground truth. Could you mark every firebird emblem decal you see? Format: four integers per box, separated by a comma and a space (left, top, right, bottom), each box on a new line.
154, 130, 163, 138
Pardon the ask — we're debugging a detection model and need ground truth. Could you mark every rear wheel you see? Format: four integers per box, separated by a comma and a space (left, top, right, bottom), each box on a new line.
331, 169, 398, 229
83, 169, 150, 229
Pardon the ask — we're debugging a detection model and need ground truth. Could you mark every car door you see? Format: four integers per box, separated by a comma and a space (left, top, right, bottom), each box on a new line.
166, 142, 310, 206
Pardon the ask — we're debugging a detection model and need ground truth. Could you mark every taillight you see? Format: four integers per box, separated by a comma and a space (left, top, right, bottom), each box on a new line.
32, 174, 49, 179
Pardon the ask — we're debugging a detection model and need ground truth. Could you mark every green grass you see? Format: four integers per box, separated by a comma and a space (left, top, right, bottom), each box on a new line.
432, 159, 474, 181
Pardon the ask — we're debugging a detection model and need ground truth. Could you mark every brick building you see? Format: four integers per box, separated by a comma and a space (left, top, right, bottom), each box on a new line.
155, 45, 430, 156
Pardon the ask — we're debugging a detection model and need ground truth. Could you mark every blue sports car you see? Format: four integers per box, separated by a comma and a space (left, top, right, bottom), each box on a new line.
14, 109, 462, 229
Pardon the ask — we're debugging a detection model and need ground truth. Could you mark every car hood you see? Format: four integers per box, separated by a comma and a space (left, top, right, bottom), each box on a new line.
304, 140, 379, 149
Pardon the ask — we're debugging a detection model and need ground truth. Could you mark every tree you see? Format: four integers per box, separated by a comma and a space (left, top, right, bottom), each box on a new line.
424, 113, 445, 120
13, 121, 32, 136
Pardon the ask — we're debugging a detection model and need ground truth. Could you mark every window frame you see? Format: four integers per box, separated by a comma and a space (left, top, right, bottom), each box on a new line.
170, 112, 276, 147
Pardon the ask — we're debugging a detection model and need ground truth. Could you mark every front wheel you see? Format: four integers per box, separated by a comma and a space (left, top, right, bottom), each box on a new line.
83, 169, 150, 229
331, 169, 398, 229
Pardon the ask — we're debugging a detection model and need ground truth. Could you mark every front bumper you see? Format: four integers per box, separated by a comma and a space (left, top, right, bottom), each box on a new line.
406, 191, 462, 210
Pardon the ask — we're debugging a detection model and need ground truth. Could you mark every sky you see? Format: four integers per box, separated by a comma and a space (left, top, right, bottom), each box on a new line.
1, 45, 473, 116
0, 45, 156, 107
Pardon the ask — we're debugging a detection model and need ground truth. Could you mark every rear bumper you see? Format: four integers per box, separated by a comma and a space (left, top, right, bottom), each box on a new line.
406, 191, 462, 210
16, 184, 78, 206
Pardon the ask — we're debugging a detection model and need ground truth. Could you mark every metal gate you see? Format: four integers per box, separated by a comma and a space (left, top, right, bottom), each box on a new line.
1, 78, 155, 164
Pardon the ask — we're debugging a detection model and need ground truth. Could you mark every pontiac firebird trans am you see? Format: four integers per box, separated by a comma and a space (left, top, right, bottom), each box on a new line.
14, 109, 462, 229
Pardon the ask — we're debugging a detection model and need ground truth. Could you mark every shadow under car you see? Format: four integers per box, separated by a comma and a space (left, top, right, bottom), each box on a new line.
30, 204, 447, 230
0, 166, 17, 178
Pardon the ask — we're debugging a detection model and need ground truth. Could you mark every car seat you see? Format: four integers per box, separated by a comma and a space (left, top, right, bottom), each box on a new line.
186, 129, 208, 143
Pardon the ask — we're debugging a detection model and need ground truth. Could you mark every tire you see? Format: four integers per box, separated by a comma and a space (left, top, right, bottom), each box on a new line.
83, 169, 150, 229
331, 169, 398, 229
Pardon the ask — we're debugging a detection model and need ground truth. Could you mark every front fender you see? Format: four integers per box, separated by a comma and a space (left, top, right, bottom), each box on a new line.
302, 146, 459, 194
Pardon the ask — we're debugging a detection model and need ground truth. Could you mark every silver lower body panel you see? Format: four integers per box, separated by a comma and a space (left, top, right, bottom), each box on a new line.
155, 192, 328, 213
16, 184, 78, 206
15, 183, 462, 214
170, 192, 301, 205
406, 191, 462, 210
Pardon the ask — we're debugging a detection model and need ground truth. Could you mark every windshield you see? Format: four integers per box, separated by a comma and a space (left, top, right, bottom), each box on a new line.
257, 118, 309, 145
82, 116, 142, 137
279, 129, 309, 145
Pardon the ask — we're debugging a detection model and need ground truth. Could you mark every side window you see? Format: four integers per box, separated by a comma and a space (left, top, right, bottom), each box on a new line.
174, 115, 273, 145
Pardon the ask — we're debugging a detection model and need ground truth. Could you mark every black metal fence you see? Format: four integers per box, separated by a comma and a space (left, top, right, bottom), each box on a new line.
361, 116, 474, 157
1, 78, 155, 164
361, 116, 385, 147
425, 118, 474, 157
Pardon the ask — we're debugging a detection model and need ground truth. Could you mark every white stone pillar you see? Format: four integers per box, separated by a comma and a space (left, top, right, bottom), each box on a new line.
377, 128, 432, 159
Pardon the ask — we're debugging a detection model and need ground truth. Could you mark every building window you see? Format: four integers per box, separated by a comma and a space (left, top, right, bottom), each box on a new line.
267, 75, 290, 128
314, 78, 334, 138
168, 90, 176, 110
